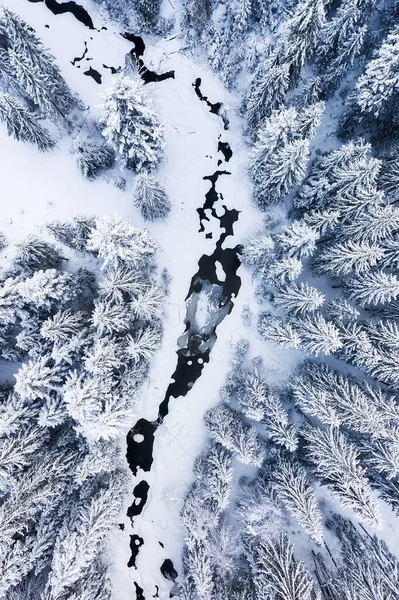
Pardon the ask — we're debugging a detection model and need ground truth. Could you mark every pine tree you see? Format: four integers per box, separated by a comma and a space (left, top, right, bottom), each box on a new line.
379, 157, 399, 201
237, 371, 298, 451
344, 270, 399, 306
7, 49, 62, 119
277, 221, 318, 259
98, 265, 148, 303
340, 204, 399, 244
291, 313, 342, 355
355, 25, 399, 118
0, 7, 75, 119
273, 458, 324, 544
324, 298, 360, 324
292, 361, 389, 437
100, 76, 165, 171
47, 215, 96, 254
71, 136, 114, 180
237, 474, 285, 537
258, 314, 302, 349
40, 310, 87, 345
314, 241, 385, 276
258, 138, 310, 206
17, 269, 76, 310
302, 426, 382, 528
91, 300, 131, 335
125, 326, 162, 364
248, 533, 318, 600
283, 0, 326, 81
45, 477, 126, 599
266, 256, 303, 286
132, 172, 171, 220
246, 61, 290, 130
130, 285, 164, 321
14, 235, 62, 274
200, 442, 234, 511
87, 215, 157, 270
14, 357, 62, 401
274, 282, 325, 315
0, 93, 54, 150
204, 405, 263, 466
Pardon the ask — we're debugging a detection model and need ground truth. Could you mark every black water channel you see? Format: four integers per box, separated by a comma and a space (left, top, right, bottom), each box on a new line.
126, 80, 242, 597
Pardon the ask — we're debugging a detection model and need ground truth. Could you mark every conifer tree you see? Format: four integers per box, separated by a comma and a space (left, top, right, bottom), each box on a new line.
100, 76, 165, 171
273, 458, 324, 544
344, 270, 399, 306
71, 136, 114, 180
247, 533, 318, 600
132, 172, 171, 220
355, 25, 399, 118
0, 93, 54, 150
302, 426, 382, 528
274, 282, 325, 315
87, 215, 157, 270
204, 405, 263, 466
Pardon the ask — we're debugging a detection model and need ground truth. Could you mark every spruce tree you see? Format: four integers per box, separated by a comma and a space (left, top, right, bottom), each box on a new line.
0, 93, 54, 151
100, 77, 165, 171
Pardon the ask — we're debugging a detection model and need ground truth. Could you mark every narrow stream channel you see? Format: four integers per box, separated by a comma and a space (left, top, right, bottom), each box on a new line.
126, 80, 242, 598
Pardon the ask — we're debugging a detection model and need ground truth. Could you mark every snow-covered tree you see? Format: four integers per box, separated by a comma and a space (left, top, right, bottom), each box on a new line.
204, 405, 263, 466
13, 235, 61, 274
45, 477, 126, 599
87, 215, 157, 270
47, 215, 96, 254
344, 270, 399, 306
302, 425, 382, 528
132, 172, 171, 220
314, 241, 385, 277
274, 282, 324, 315
17, 269, 76, 310
273, 458, 324, 544
258, 313, 302, 349
247, 533, 318, 600
0, 92, 54, 150
277, 221, 318, 260
100, 76, 165, 171
71, 136, 114, 180
249, 103, 323, 207
0, 7, 76, 119
355, 25, 399, 118
237, 370, 298, 451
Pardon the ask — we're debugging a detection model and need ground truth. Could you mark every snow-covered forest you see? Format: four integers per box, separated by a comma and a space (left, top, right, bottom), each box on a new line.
0, 0, 399, 598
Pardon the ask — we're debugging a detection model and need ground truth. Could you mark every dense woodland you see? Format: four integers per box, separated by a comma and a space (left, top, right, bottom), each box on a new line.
0, 0, 399, 598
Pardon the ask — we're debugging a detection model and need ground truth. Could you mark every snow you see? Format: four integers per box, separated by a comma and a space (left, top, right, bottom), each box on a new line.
4, 2, 389, 599
0, 1, 290, 597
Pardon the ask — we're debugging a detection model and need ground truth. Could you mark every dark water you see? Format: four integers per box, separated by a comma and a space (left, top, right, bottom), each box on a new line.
127, 480, 150, 518
26, 0, 94, 29
71, 41, 88, 65
193, 78, 229, 129
84, 66, 102, 83
161, 559, 178, 582
134, 582, 145, 600
122, 33, 175, 84
128, 534, 145, 568
103, 63, 122, 74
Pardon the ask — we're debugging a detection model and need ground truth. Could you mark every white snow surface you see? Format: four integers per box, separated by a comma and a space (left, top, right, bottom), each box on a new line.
0, 1, 302, 597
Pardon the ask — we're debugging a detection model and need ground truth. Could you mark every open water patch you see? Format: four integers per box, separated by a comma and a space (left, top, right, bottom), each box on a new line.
26, 0, 94, 29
